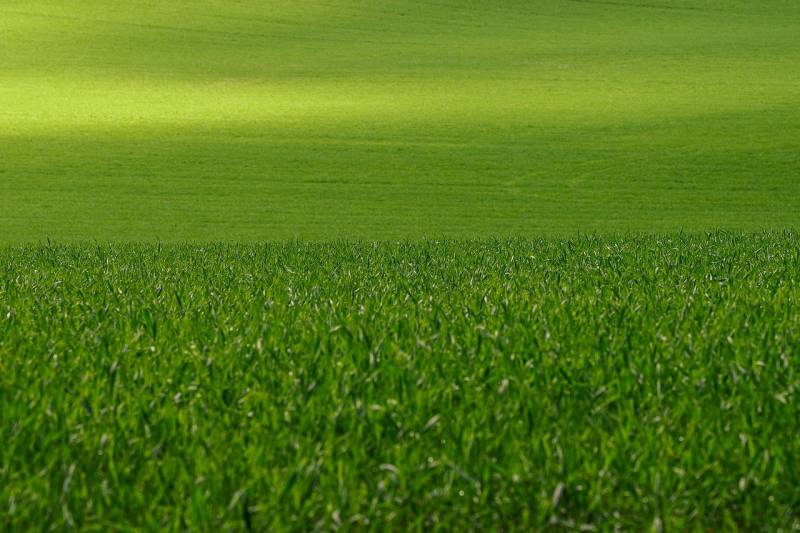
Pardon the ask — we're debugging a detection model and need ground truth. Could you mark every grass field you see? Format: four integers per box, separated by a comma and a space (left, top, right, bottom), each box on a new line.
2, 0, 799, 240
2, 234, 799, 530
3, 1, 800, 530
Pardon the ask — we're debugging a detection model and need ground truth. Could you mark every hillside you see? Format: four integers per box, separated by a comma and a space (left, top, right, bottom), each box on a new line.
2, 1, 799, 240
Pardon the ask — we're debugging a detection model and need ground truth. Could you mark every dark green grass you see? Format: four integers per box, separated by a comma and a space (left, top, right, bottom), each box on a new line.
2, 233, 799, 530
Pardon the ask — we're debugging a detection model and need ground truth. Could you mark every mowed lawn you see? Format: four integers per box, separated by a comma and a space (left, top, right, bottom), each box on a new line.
2, 0, 799, 240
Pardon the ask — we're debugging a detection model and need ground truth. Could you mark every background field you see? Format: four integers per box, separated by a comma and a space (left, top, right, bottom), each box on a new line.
2, 235, 799, 530
2, 0, 799, 240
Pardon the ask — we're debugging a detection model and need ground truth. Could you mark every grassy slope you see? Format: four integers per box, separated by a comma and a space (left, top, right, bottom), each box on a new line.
2, 1, 799, 240
2, 235, 799, 529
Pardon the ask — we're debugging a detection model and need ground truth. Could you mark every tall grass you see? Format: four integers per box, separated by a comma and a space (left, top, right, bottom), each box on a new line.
2, 233, 799, 530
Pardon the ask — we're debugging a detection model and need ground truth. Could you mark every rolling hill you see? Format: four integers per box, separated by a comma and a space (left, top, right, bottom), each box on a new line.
2, 0, 799, 240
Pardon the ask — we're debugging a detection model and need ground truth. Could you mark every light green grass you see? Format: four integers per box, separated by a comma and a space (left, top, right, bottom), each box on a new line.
2, 1, 799, 240
2, 234, 799, 530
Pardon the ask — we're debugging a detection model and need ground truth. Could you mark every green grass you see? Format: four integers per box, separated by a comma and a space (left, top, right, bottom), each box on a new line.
2, 1, 799, 240
2, 234, 799, 530
3, 1, 799, 529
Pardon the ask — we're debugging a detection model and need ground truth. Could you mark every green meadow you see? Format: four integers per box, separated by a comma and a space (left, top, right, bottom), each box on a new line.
2, 1, 800, 530
2, 0, 799, 240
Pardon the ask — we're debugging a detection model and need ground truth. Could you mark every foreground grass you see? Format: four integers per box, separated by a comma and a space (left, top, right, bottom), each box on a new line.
1, 234, 799, 530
